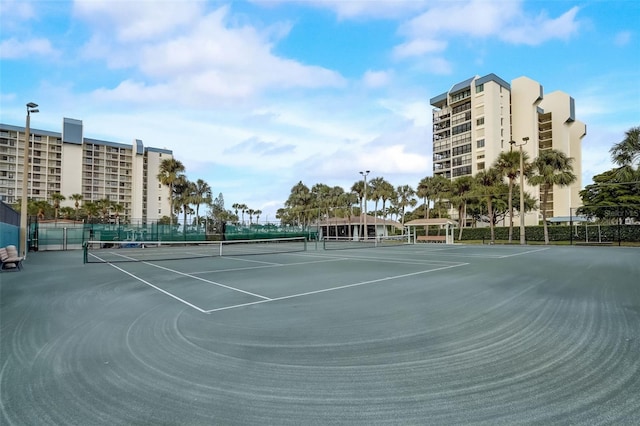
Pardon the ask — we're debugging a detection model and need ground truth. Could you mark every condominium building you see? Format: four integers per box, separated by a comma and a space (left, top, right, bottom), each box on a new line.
430, 74, 586, 224
0, 118, 173, 223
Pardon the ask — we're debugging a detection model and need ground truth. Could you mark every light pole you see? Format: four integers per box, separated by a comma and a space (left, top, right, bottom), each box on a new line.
360, 170, 369, 239
20, 102, 39, 258
518, 137, 529, 245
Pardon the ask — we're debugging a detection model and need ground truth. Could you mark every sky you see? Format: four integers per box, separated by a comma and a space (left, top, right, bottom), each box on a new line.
1, 0, 639, 222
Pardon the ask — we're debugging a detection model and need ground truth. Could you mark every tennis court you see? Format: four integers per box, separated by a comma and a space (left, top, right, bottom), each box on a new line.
1, 241, 639, 425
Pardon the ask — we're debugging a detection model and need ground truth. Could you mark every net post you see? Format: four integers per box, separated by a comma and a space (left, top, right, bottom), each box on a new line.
82, 241, 88, 264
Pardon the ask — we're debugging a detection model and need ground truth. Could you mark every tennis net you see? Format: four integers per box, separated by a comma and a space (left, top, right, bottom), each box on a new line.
83, 237, 307, 263
322, 235, 409, 250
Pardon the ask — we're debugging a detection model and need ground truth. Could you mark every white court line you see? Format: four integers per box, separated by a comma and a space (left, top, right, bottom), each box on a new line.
289, 251, 463, 266
144, 262, 271, 300
97, 251, 271, 300
189, 257, 349, 275
220, 256, 282, 266
205, 262, 469, 313
106, 263, 208, 313
498, 247, 550, 258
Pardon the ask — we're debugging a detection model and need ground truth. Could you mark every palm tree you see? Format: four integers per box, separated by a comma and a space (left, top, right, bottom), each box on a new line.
328, 186, 345, 236
156, 158, 186, 225
50, 192, 66, 220
254, 209, 262, 224
529, 149, 577, 244
232, 203, 241, 225
247, 208, 255, 225
96, 198, 112, 223
494, 150, 530, 242
379, 180, 396, 223
83, 201, 99, 223
60, 206, 74, 220
395, 184, 416, 228
193, 179, 212, 229
285, 181, 311, 227
70, 193, 83, 221
610, 126, 640, 180
237, 203, 248, 225
416, 176, 434, 220
474, 168, 502, 244
111, 202, 124, 225
174, 177, 196, 232
370, 177, 389, 235
448, 175, 475, 239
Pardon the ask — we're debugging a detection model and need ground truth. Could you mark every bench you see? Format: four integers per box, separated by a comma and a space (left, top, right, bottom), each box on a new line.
0, 245, 24, 271
417, 235, 447, 243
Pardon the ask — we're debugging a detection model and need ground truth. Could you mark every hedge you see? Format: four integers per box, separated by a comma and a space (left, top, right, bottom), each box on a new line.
458, 224, 640, 243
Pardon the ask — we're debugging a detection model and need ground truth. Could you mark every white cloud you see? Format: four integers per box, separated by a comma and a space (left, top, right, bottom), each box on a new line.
396, 1, 581, 59
0, 0, 35, 22
502, 7, 581, 45
0, 37, 58, 59
73, 0, 204, 42
253, 0, 428, 20
614, 31, 632, 47
362, 70, 392, 88
392, 38, 447, 59
76, 4, 345, 104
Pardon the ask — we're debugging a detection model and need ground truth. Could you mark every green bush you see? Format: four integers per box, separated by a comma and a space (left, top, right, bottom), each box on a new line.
458, 224, 640, 243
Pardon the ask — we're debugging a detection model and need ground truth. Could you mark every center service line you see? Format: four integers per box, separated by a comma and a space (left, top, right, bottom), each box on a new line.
205, 262, 470, 313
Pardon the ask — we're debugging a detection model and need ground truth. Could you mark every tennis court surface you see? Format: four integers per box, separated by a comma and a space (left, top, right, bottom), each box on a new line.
1, 242, 639, 425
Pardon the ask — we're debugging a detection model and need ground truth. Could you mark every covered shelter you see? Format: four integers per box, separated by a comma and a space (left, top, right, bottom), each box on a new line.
404, 218, 458, 244
315, 215, 403, 240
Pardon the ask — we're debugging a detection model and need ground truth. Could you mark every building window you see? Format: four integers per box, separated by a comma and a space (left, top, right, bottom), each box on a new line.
477, 162, 485, 170
476, 117, 484, 126
452, 122, 471, 135
477, 139, 485, 148
476, 83, 484, 93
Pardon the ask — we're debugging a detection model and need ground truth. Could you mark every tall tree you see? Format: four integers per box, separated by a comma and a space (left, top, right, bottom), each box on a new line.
174, 177, 196, 231
285, 181, 312, 227
156, 158, 186, 225
448, 175, 475, 239
237, 203, 248, 225
193, 179, 212, 229
494, 150, 530, 243
370, 176, 388, 234
111, 202, 124, 225
231, 203, 240, 225
96, 198, 112, 223
50, 192, 66, 220
578, 169, 640, 223
83, 201, 99, 223
70, 193, 83, 221
610, 126, 640, 181
473, 168, 502, 244
379, 180, 396, 222
395, 184, 416, 228
529, 149, 577, 244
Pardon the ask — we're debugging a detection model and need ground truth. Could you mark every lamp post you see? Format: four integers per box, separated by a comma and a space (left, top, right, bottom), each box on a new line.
518, 137, 529, 245
20, 102, 39, 258
359, 170, 369, 239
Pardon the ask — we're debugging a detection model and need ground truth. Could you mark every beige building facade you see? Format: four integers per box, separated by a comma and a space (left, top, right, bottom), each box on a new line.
0, 118, 173, 223
430, 74, 586, 224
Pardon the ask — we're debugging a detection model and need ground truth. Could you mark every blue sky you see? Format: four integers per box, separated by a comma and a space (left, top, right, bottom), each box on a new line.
1, 0, 639, 221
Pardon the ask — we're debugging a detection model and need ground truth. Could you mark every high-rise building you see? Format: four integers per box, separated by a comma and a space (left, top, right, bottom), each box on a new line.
430, 74, 586, 224
0, 118, 173, 223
